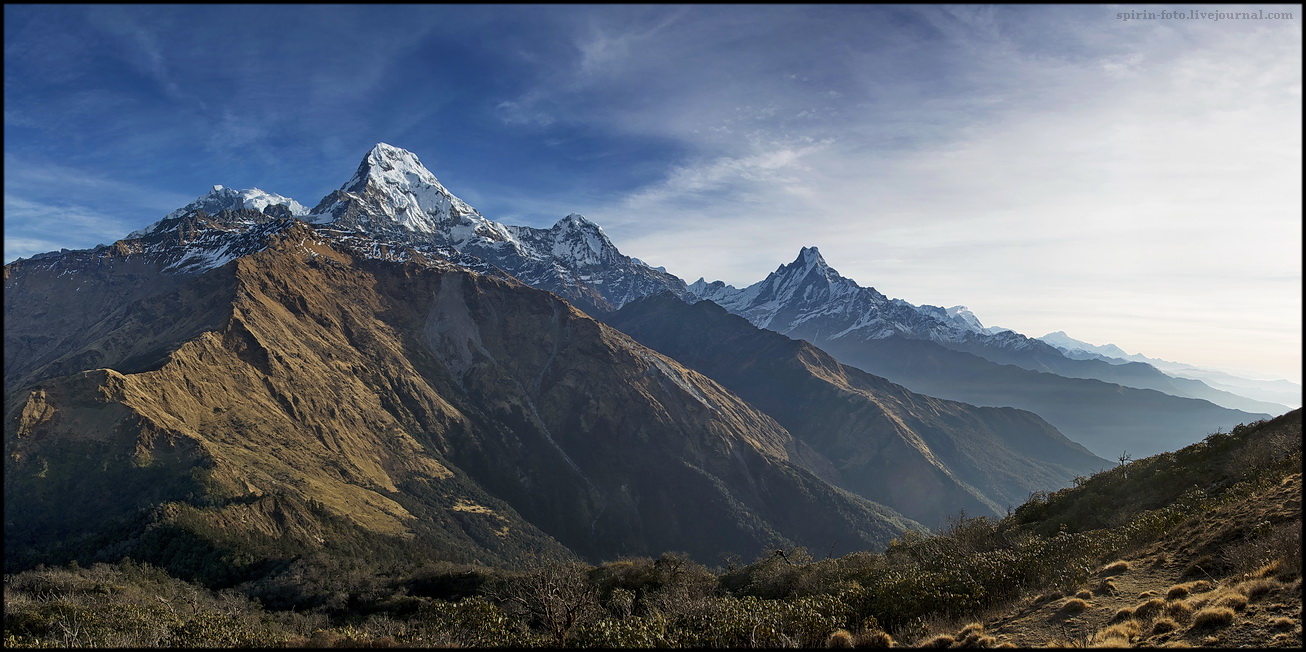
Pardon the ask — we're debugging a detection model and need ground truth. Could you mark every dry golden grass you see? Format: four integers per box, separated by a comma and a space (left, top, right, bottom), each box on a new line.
1099, 619, 1142, 641
1100, 560, 1131, 576
1190, 606, 1236, 629
1058, 597, 1090, 613
1269, 617, 1295, 630
826, 629, 854, 648
1150, 617, 1180, 635
1165, 580, 1213, 602
852, 629, 895, 647
1234, 577, 1276, 600
1074, 589, 1093, 600
956, 622, 985, 638
920, 634, 956, 647
1253, 559, 1286, 578
955, 632, 997, 647
1163, 599, 1194, 624
1110, 607, 1135, 622
1215, 592, 1248, 611
1133, 597, 1166, 621
1096, 578, 1117, 595
1092, 636, 1131, 648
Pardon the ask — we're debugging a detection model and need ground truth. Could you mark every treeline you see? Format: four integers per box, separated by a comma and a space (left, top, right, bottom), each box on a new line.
4, 411, 1300, 647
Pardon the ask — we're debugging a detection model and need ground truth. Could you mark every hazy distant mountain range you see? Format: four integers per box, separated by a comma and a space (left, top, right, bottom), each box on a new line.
4, 144, 1280, 574
1038, 330, 1301, 410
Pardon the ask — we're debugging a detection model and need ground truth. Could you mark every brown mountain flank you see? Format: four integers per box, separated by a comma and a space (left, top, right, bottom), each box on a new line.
5, 220, 921, 576
607, 294, 1108, 529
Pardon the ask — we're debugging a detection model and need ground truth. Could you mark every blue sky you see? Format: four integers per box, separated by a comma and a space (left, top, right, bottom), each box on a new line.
4, 4, 1301, 385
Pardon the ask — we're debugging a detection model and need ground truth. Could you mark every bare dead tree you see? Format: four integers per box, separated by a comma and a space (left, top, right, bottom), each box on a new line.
493, 562, 599, 646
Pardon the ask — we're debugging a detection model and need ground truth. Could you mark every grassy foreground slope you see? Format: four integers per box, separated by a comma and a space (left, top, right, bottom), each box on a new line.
4, 410, 1299, 648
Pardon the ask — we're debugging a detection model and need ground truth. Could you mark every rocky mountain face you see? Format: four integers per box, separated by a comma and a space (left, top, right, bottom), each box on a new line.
606, 294, 1107, 528
303, 143, 689, 315
688, 248, 1272, 458
688, 247, 1276, 413
6, 142, 1275, 580
5, 219, 922, 575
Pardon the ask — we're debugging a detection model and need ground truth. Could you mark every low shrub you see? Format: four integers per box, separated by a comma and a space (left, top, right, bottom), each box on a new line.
1234, 578, 1275, 600
826, 629, 854, 648
1132, 597, 1165, 621
1190, 606, 1235, 629
1099, 561, 1130, 576
1150, 617, 1179, 635
1214, 592, 1247, 611
920, 634, 955, 647
1058, 598, 1089, 614
1163, 600, 1194, 624
1098, 619, 1140, 642
853, 629, 895, 647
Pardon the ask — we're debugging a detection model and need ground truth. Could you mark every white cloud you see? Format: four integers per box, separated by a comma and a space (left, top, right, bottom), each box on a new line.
4, 5, 1298, 383
579, 6, 1301, 382
2, 196, 134, 261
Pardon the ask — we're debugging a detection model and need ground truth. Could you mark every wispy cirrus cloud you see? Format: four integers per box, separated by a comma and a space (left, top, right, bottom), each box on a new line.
3, 196, 136, 260
540, 5, 1300, 382
3, 4, 1299, 383
2, 153, 195, 261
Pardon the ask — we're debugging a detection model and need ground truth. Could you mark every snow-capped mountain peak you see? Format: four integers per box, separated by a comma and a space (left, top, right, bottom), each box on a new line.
551, 211, 598, 232
945, 306, 982, 330
774, 247, 859, 294
544, 214, 613, 265
129, 185, 309, 238
690, 247, 1040, 348
308, 142, 497, 238
913, 305, 987, 334
786, 246, 832, 277
797, 245, 825, 263
1040, 331, 1136, 361
40, 143, 690, 313
350, 143, 447, 195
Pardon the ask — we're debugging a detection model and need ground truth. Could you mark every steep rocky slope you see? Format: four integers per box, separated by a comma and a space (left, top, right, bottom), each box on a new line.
689, 248, 1271, 458
4, 221, 922, 577
607, 294, 1107, 528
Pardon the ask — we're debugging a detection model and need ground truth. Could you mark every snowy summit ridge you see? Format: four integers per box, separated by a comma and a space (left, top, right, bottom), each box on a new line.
688, 247, 1034, 350
128, 185, 309, 238
307, 143, 512, 243
93, 143, 689, 311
